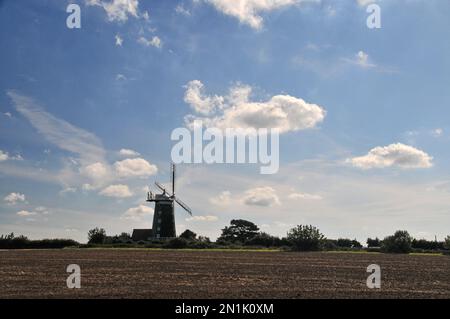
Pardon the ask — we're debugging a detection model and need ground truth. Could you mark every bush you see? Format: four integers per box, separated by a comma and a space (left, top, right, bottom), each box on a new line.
323, 239, 338, 251
87, 228, 106, 244
412, 239, 444, 250
164, 237, 188, 249
287, 225, 326, 251
381, 230, 412, 254
0, 233, 79, 249
179, 229, 197, 241
245, 232, 279, 247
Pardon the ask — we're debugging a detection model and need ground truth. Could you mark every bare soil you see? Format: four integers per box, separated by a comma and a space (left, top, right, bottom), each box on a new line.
0, 249, 449, 299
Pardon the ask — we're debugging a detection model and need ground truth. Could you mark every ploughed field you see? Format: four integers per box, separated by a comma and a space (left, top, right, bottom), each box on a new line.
0, 249, 449, 299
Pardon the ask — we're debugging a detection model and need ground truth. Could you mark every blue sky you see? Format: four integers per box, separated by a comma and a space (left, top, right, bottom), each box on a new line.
1, 0, 450, 243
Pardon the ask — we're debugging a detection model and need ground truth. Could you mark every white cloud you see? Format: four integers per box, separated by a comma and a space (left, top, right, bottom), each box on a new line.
8, 91, 106, 165
81, 162, 111, 184
141, 10, 149, 20
184, 80, 224, 115
175, 4, 191, 16
204, 0, 302, 30
122, 205, 153, 221
242, 186, 280, 207
114, 158, 158, 178
4, 112, 12, 118
288, 192, 322, 200
210, 191, 232, 206
59, 187, 77, 195
35, 206, 49, 214
116, 74, 127, 81
0, 150, 8, 162
343, 51, 376, 69
115, 34, 123, 46
431, 128, 443, 138
100, 184, 133, 198
186, 215, 219, 222
184, 81, 326, 134
138, 36, 162, 48
82, 183, 95, 191
86, 0, 140, 22
348, 143, 433, 169
0, 150, 22, 162
4, 193, 26, 204
17, 210, 37, 217
119, 148, 140, 157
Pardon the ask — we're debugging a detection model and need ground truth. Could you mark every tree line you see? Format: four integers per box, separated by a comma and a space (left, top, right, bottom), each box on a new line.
2, 220, 449, 254
84, 219, 450, 254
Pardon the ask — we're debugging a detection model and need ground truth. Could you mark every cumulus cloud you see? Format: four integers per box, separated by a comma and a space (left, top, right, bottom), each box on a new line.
242, 186, 280, 207
184, 80, 224, 115
348, 143, 433, 169
119, 149, 140, 157
138, 36, 162, 48
122, 205, 153, 221
204, 0, 302, 30
184, 81, 326, 133
288, 192, 322, 200
86, 0, 140, 22
81, 162, 110, 181
209, 191, 232, 206
114, 158, 158, 178
99, 184, 133, 198
4, 192, 26, 204
186, 215, 219, 222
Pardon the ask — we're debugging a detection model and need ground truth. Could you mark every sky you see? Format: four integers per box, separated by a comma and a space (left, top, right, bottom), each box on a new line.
0, 0, 450, 243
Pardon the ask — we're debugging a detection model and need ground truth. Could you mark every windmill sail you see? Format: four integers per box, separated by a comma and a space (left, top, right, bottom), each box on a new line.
175, 197, 192, 216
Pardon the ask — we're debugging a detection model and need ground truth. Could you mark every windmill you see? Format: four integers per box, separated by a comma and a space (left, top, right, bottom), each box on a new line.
146, 163, 192, 239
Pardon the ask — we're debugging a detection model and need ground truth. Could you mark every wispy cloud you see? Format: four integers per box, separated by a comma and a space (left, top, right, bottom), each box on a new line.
8, 91, 106, 165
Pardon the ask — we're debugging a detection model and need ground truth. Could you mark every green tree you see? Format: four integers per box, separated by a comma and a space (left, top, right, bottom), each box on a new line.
87, 227, 106, 244
351, 239, 363, 249
367, 237, 381, 247
287, 225, 326, 251
179, 229, 197, 241
444, 236, 450, 250
381, 230, 412, 254
218, 219, 259, 243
